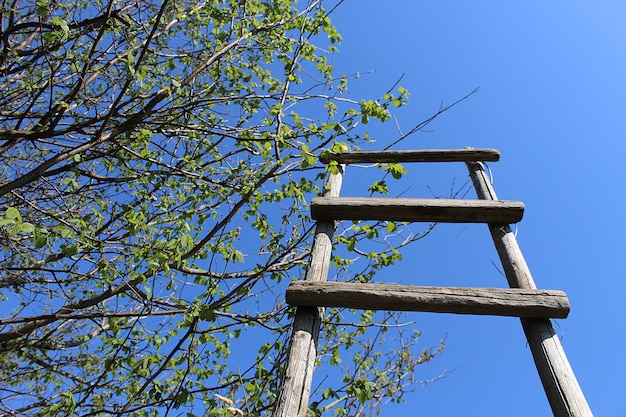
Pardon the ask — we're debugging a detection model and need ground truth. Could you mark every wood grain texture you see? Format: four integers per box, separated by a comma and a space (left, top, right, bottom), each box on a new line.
286, 281, 570, 318
521, 318, 594, 417
311, 197, 524, 224
272, 307, 322, 417
466, 161, 593, 417
272, 167, 344, 417
319, 148, 500, 164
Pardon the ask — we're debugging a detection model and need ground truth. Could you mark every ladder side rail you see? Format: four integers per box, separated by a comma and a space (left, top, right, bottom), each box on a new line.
466, 161, 593, 417
272, 167, 344, 417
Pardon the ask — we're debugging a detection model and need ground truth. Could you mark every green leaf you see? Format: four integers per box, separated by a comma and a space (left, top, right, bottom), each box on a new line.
245, 381, 258, 393
331, 141, 349, 153
5, 207, 20, 221
384, 163, 408, 179
20, 222, 35, 233
367, 180, 388, 195
0, 219, 14, 227
36, 0, 48, 16
333, 407, 347, 416
231, 249, 244, 263
34, 233, 48, 249
199, 307, 216, 322
327, 160, 340, 175
61, 245, 78, 257
51, 17, 69, 33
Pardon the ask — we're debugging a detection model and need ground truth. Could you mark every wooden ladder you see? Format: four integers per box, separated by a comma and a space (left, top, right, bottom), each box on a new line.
272, 148, 592, 417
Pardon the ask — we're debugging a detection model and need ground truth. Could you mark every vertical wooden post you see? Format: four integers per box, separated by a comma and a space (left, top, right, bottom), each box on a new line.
466, 161, 593, 417
272, 167, 344, 417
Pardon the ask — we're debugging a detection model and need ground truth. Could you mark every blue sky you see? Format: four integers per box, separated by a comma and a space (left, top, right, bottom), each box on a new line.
325, 1, 626, 416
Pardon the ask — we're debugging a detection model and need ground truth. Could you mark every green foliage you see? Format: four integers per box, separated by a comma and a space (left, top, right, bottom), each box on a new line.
0, 0, 446, 416
315, 310, 446, 416
379, 162, 409, 179
0, 207, 35, 235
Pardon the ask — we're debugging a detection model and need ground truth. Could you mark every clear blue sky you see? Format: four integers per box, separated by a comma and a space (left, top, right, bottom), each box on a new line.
326, 1, 626, 416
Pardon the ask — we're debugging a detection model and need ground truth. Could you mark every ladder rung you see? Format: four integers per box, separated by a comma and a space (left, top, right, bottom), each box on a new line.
319, 148, 500, 164
311, 197, 524, 223
286, 282, 570, 318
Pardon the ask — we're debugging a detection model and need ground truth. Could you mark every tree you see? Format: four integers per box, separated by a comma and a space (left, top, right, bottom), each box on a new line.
0, 1, 452, 415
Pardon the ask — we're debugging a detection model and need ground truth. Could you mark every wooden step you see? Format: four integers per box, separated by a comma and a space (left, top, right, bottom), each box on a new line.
319, 148, 500, 164
286, 282, 570, 318
311, 197, 524, 223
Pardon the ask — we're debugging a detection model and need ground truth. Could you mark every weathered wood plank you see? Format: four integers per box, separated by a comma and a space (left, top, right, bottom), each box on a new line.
319, 148, 500, 164
286, 281, 570, 318
271, 306, 321, 417
311, 197, 524, 224
467, 161, 593, 417
272, 167, 344, 417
